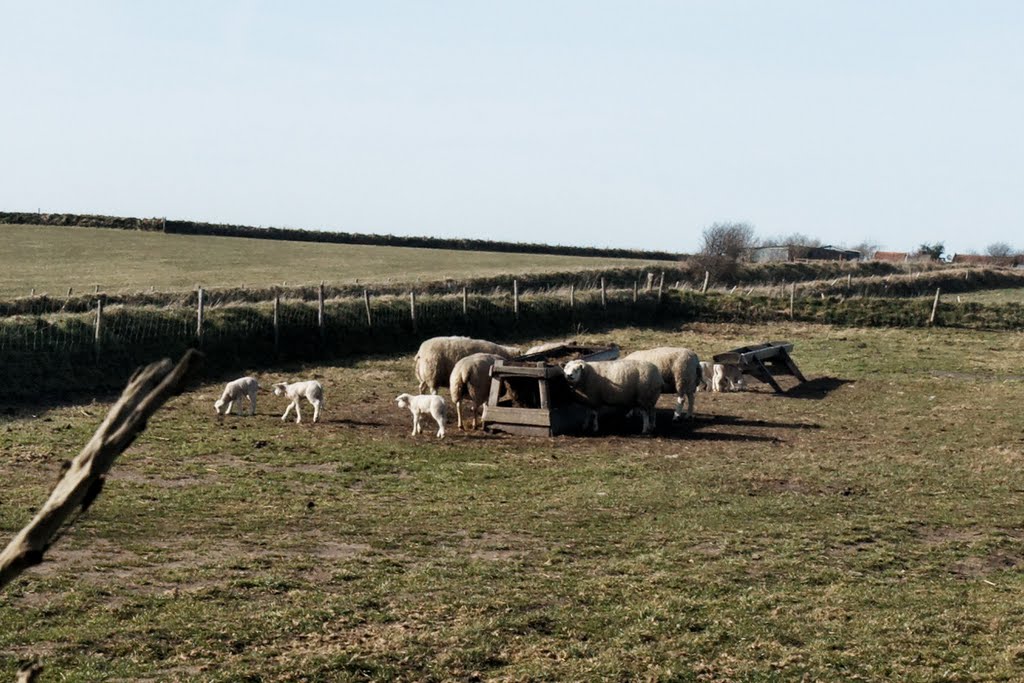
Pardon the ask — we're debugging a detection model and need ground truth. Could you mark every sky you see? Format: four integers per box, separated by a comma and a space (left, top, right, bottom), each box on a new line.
1, 1, 1022, 255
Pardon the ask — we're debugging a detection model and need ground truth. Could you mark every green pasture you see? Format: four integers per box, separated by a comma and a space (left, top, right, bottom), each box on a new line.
3, 322, 1024, 680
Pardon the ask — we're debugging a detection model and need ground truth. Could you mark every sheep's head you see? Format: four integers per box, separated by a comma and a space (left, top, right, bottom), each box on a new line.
272, 383, 287, 396
214, 398, 226, 414
395, 393, 411, 409
562, 359, 587, 385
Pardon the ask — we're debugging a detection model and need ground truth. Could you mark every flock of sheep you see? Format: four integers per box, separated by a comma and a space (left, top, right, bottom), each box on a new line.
212, 335, 747, 437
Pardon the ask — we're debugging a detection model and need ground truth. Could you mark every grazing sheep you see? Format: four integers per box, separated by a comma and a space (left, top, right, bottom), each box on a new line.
396, 393, 447, 438
562, 359, 662, 435
272, 380, 324, 424
449, 353, 503, 430
414, 336, 520, 394
713, 363, 747, 392
625, 347, 701, 420
214, 376, 259, 417
697, 361, 715, 392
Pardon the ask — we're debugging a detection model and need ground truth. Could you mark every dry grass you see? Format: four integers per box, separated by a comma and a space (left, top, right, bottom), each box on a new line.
2, 321, 1024, 680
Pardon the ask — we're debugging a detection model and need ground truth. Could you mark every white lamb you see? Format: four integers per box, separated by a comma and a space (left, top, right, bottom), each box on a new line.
272, 380, 324, 423
396, 393, 447, 438
449, 353, 502, 430
624, 347, 701, 420
697, 361, 715, 392
713, 364, 747, 392
214, 376, 259, 417
414, 336, 521, 394
562, 359, 662, 435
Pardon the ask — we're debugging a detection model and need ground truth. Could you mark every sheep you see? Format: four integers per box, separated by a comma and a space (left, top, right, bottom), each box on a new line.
562, 359, 662, 435
214, 376, 259, 417
449, 353, 503, 430
272, 380, 324, 424
713, 363, 747, 392
697, 361, 715, 392
414, 336, 521, 394
624, 347, 701, 420
395, 393, 447, 438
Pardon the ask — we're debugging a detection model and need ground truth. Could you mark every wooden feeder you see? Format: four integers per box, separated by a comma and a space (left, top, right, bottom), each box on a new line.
482, 344, 619, 437
712, 341, 807, 393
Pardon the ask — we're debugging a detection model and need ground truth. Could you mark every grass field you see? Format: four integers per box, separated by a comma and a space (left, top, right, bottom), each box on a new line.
952, 287, 1024, 305
3, 321, 1024, 681
0, 224, 660, 297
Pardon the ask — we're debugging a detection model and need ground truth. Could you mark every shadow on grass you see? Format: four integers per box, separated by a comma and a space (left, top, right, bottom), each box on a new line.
782, 376, 853, 400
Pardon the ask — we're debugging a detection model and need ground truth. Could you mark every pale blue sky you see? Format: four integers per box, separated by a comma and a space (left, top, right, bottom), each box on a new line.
2, 1, 1021, 254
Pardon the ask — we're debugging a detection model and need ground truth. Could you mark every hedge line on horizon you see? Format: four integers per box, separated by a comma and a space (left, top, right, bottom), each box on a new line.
0, 211, 681, 261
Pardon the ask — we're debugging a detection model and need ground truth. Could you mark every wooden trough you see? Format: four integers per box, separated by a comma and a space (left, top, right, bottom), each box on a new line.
712, 341, 806, 393
482, 344, 619, 437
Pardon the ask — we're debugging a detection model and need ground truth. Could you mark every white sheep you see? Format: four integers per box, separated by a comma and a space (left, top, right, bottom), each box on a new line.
272, 380, 324, 424
524, 339, 576, 355
449, 353, 503, 430
624, 347, 701, 420
214, 376, 259, 417
395, 393, 447, 438
562, 359, 662, 435
697, 361, 715, 392
414, 336, 521, 394
713, 363, 747, 392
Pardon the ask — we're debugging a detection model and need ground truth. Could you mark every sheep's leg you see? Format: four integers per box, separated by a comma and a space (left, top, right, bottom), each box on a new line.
590, 410, 600, 433
456, 400, 463, 430
293, 400, 302, 424
686, 389, 695, 417
640, 408, 652, 434
248, 394, 257, 416
225, 400, 235, 415
281, 402, 294, 421
311, 399, 321, 423
410, 412, 418, 436
672, 395, 685, 421
435, 411, 445, 438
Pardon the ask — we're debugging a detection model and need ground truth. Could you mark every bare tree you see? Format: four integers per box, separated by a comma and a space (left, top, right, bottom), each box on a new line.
691, 222, 757, 282
851, 241, 879, 260
986, 242, 1013, 257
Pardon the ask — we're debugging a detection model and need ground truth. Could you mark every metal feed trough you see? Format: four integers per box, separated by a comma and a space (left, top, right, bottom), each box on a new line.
712, 341, 806, 393
482, 343, 620, 437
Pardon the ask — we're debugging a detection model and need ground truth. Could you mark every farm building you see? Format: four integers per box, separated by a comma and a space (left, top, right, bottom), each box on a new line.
951, 254, 1024, 267
873, 251, 909, 263
745, 245, 861, 263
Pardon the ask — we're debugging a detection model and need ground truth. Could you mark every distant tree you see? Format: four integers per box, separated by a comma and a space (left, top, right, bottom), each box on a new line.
760, 232, 822, 248
851, 241, 879, 260
986, 242, 1013, 257
691, 222, 757, 282
917, 242, 945, 261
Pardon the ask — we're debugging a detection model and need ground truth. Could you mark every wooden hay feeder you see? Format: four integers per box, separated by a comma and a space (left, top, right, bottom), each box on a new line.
482, 344, 620, 437
712, 340, 807, 393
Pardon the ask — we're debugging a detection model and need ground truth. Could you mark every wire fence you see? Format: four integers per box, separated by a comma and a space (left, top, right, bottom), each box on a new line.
2, 282, 1023, 401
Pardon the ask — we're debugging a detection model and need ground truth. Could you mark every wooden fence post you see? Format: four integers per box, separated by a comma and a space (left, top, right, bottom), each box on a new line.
633, 281, 638, 303
410, 290, 417, 331
94, 296, 104, 361
196, 288, 205, 343
364, 289, 372, 326
513, 279, 519, 318
30, 288, 35, 297
318, 281, 325, 341
701, 271, 710, 294
789, 283, 795, 320
600, 277, 607, 308
658, 272, 665, 301
929, 287, 941, 326
570, 283, 575, 309
67, 287, 73, 298
273, 294, 280, 353
462, 286, 468, 316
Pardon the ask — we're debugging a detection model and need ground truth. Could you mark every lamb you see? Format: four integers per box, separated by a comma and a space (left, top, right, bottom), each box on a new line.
449, 353, 503, 430
414, 336, 521, 394
272, 380, 324, 424
625, 347, 701, 420
214, 376, 259, 417
697, 361, 715, 392
713, 363, 747, 392
562, 359, 662, 435
396, 393, 447, 438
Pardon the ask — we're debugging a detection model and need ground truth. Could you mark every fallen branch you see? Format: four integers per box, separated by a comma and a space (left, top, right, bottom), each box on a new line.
0, 350, 202, 590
